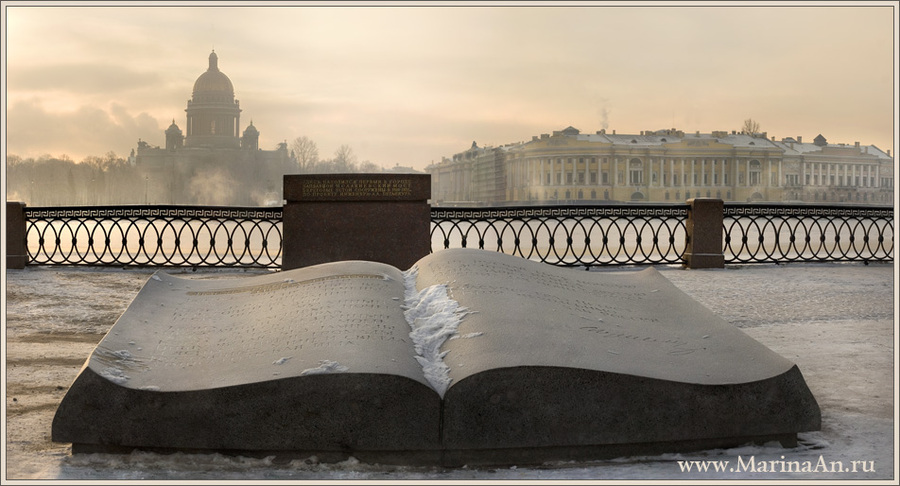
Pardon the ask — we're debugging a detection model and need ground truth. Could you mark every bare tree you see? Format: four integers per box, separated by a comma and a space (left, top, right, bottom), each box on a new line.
332, 144, 358, 173
742, 118, 761, 135
358, 160, 382, 173
290, 136, 319, 172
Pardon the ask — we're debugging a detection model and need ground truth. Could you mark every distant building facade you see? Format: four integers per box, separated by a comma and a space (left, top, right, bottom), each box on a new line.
133, 51, 295, 205
427, 127, 894, 206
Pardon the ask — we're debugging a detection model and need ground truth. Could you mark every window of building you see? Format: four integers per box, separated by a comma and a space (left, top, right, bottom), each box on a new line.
578, 173, 585, 184
590, 172, 597, 184
567, 173, 573, 184
749, 160, 761, 186
629, 160, 643, 185
602, 172, 609, 184
665, 191, 670, 201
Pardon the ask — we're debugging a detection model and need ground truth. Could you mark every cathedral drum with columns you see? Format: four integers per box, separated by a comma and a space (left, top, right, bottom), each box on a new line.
133, 51, 293, 205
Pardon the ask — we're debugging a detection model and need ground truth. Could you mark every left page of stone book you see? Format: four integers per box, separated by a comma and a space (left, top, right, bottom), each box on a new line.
51, 260, 443, 454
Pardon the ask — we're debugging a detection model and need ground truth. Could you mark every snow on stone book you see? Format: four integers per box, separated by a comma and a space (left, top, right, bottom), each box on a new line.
51, 248, 820, 465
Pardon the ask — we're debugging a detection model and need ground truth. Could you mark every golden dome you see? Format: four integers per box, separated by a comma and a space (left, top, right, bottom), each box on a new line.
191, 51, 234, 100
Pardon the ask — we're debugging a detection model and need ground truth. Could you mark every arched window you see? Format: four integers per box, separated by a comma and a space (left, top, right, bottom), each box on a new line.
629, 159, 643, 185
749, 160, 761, 186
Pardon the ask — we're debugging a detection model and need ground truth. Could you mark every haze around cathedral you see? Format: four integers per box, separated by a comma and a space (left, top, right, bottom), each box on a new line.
3, 3, 897, 171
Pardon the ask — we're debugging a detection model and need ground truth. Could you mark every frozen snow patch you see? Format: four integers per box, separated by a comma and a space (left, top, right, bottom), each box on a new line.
151, 274, 162, 281
100, 367, 129, 384
299, 360, 349, 376
402, 266, 470, 397
272, 357, 292, 365
450, 332, 483, 340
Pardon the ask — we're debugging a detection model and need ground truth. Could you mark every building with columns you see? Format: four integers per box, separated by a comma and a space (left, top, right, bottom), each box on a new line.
427, 127, 894, 206
132, 51, 295, 205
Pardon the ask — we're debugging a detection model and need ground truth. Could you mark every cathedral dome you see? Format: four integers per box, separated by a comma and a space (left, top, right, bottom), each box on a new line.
191, 51, 234, 101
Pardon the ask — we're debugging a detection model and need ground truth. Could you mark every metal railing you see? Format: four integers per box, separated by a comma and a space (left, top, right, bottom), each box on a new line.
430, 205, 688, 266
24, 205, 282, 268
18, 203, 893, 268
723, 204, 894, 264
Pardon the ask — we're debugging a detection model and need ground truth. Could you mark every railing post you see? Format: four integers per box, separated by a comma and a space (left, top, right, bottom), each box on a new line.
684, 198, 724, 269
6, 201, 27, 269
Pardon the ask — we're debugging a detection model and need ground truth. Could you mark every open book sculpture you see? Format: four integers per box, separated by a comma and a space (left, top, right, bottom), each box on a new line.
52, 248, 820, 465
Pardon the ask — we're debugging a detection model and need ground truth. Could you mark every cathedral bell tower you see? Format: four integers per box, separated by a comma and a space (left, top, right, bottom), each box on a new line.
184, 50, 241, 149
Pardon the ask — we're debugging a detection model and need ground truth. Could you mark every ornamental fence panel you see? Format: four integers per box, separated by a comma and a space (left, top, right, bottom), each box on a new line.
23, 205, 283, 268
429, 204, 689, 266
722, 204, 894, 264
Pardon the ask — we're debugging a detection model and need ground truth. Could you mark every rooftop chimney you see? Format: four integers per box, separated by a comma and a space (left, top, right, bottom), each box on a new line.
797, 136, 802, 143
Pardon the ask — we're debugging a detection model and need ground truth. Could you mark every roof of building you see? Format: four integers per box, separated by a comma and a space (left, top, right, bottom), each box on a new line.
192, 50, 235, 98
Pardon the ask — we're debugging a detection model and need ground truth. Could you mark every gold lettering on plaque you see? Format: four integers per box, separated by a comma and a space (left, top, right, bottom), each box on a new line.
302, 179, 413, 198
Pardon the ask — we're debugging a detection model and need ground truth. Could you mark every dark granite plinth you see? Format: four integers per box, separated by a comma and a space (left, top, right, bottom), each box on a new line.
282, 174, 431, 270
6, 201, 27, 269
684, 198, 725, 269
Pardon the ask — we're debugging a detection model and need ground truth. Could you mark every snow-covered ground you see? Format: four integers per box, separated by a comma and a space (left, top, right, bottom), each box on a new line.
3, 260, 896, 482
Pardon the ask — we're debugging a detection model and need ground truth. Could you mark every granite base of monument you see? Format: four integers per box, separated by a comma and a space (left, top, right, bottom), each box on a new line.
52, 249, 820, 466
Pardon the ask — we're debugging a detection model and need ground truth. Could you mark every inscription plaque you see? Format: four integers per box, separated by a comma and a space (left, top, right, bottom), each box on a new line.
282, 173, 432, 270
53, 249, 820, 466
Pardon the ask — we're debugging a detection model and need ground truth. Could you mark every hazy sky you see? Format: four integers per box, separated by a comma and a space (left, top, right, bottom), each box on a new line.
3, 2, 897, 171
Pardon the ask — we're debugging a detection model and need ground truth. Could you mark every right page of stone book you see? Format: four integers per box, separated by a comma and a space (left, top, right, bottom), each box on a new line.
411, 248, 820, 453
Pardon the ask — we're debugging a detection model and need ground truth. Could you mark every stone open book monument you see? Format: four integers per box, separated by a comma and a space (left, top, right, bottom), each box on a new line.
52, 249, 821, 465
